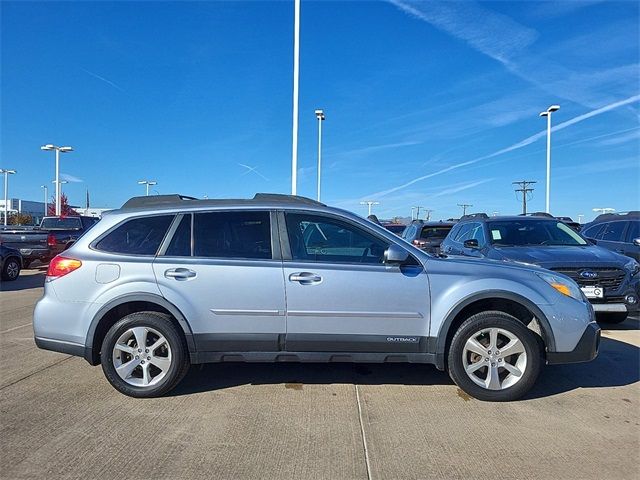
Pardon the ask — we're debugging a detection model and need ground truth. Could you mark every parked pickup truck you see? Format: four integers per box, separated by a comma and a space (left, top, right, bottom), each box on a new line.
0, 216, 99, 268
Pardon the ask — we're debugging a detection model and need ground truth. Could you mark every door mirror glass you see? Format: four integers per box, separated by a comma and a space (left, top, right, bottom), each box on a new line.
384, 244, 409, 264
464, 239, 479, 249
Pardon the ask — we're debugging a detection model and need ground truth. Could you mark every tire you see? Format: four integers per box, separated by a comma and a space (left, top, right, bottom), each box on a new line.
101, 312, 190, 398
596, 312, 628, 324
447, 311, 542, 402
1, 257, 21, 281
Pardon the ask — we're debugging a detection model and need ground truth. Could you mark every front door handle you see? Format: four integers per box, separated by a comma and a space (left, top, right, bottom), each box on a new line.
289, 272, 322, 284
164, 268, 197, 280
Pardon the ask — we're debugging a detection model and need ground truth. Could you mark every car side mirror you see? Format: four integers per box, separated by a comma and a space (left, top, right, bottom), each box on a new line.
463, 239, 479, 249
633, 238, 640, 247
384, 244, 410, 264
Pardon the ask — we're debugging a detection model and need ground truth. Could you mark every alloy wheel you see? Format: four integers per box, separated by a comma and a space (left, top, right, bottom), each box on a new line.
462, 327, 527, 390
112, 326, 172, 387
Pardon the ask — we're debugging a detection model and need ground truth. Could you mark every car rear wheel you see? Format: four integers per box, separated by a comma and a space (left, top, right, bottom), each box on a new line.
101, 312, 190, 398
596, 312, 628, 324
1, 257, 21, 281
448, 311, 542, 402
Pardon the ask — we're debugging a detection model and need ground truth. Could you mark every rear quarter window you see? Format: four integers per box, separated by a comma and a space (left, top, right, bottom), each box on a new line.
95, 215, 174, 255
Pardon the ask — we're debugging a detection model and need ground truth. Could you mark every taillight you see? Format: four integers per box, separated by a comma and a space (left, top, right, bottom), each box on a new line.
413, 239, 427, 247
47, 233, 57, 247
46, 255, 82, 278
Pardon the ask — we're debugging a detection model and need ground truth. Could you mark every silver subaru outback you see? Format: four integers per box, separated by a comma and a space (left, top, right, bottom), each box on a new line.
34, 194, 600, 401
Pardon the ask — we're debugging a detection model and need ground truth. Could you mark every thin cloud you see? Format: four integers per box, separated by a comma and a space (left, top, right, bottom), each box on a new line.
60, 173, 83, 183
430, 178, 493, 198
329, 140, 422, 157
596, 128, 640, 146
238, 163, 269, 181
366, 94, 640, 199
390, 0, 538, 65
81, 68, 125, 92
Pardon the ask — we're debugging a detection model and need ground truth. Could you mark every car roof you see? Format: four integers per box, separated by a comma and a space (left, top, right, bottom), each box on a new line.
457, 215, 562, 223
410, 220, 456, 226
112, 193, 328, 215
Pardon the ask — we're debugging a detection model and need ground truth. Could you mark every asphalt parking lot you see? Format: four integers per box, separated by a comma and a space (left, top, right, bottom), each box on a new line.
1, 269, 638, 480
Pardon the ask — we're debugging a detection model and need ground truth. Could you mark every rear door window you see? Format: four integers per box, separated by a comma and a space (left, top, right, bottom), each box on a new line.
193, 211, 272, 259
165, 215, 192, 256
600, 221, 627, 242
95, 215, 174, 255
582, 224, 605, 239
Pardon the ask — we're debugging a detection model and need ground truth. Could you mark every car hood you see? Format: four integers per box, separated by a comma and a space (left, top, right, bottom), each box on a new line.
493, 245, 628, 268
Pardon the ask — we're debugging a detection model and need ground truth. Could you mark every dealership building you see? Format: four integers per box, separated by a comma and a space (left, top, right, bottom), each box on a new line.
0, 198, 111, 225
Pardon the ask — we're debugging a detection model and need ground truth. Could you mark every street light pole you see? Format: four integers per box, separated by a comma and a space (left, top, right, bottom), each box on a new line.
539, 105, 560, 214
315, 109, 325, 202
360, 201, 379, 216
138, 180, 157, 196
40, 184, 48, 216
291, 0, 301, 195
41, 144, 73, 216
0, 169, 17, 226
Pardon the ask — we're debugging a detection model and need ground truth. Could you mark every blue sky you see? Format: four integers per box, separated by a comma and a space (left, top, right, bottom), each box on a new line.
1, 0, 638, 221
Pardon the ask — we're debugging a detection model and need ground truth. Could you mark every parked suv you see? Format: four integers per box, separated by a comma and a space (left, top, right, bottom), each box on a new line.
401, 220, 456, 255
34, 194, 600, 401
440, 215, 639, 323
581, 212, 639, 261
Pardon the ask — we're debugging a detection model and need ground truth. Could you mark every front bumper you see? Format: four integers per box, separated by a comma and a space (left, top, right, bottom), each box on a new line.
546, 322, 601, 364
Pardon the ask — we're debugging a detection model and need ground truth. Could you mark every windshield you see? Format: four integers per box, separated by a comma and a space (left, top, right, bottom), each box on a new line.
487, 220, 587, 246
41, 217, 82, 230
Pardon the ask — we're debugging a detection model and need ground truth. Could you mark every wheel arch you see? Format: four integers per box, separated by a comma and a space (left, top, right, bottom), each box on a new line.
433, 291, 556, 370
84, 293, 195, 365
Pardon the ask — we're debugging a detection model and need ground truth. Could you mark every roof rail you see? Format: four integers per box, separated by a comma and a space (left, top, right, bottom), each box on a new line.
252, 193, 325, 206
519, 211, 555, 218
460, 213, 489, 220
120, 192, 326, 210
121, 194, 198, 209
593, 211, 640, 222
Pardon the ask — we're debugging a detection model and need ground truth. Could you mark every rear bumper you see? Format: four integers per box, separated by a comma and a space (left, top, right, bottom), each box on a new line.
18, 248, 51, 262
546, 322, 601, 364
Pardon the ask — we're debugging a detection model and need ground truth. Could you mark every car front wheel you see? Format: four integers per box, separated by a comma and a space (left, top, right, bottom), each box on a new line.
101, 312, 190, 398
448, 311, 542, 402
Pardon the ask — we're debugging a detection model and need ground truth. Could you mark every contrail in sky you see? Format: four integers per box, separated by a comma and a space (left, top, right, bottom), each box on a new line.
367, 94, 640, 199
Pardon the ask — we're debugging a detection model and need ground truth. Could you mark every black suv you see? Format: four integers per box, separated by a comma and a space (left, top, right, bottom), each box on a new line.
581, 212, 639, 261
440, 214, 640, 323
401, 220, 456, 255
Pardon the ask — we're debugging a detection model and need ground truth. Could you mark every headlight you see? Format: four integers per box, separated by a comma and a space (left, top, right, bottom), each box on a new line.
624, 259, 640, 276
537, 272, 584, 301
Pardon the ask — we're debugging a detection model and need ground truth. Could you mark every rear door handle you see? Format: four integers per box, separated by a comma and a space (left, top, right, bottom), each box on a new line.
289, 272, 322, 284
164, 268, 197, 280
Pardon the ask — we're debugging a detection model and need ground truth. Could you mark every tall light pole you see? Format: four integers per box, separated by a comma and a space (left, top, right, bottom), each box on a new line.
539, 105, 560, 213
57, 180, 68, 196
360, 201, 380, 216
41, 144, 73, 216
291, 0, 301, 195
40, 184, 48, 216
0, 169, 17, 226
138, 180, 157, 196
315, 109, 325, 202
412, 206, 428, 220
